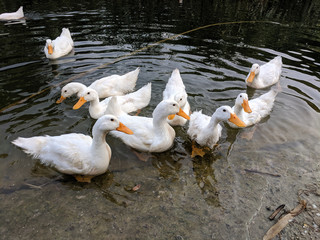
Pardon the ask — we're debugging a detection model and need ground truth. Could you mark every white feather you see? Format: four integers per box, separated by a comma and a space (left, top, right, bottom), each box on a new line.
245, 56, 282, 89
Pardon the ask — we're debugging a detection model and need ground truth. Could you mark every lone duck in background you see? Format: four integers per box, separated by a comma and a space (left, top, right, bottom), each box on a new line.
187, 106, 245, 157
162, 69, 190, 126
0, 6, 24, 20
12, 115, 133, 183
56, 68, 140, 103
73, 83, 152, 119
228, 88, 278, 128
44, 28, 74, 59
245, 56, 282, 89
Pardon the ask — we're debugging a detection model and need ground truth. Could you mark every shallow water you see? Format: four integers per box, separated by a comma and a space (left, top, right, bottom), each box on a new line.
1, 0, 320, 239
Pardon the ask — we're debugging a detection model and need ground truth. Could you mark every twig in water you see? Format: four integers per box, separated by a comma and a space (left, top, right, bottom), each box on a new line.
244, 168, 281, 178
263, 200, 307, 240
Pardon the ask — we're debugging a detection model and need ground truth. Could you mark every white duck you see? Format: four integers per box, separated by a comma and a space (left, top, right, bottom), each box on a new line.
44, 28, 74, 60
73, 83, 152, 119
107, 97, 190, 152
163, 68, 190, 126
0, 6, 24, 20
245, 56, 282, 89
12, 115, 133, 183
56, 68, 140, 103
228, 89, 278, 128
187, 106, 245, 157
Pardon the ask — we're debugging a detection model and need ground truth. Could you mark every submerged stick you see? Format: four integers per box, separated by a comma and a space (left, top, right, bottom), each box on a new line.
268, 204, 286, 220
263, 200, 307, 240
244, 168, 281, 178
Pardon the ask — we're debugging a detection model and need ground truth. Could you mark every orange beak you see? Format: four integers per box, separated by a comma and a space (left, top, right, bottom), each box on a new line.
48, 44, 53, 55
242, 99, 252, 113
116, 122, 133, 135
176, 107, 190, 120
229, 113, 246, 127
73, 97, 87, 109
56, 95, 66, 104
168, 114, 175, 120
246, 71, 255, 83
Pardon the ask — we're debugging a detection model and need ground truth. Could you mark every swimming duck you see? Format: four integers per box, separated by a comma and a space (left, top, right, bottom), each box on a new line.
73, 83, 152, 119
228, 89, 278, 128
245, 56, 282, 89
187, 106, 245, 157
107, 97, 190, 152
163, 69, 190, 126
56, 68, 140, 103
44, 28, 74, 60
12, 115, 133, 183
0, 6, 24, 20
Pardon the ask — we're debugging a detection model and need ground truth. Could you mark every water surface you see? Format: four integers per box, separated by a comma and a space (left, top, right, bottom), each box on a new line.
1, 1, 320, 239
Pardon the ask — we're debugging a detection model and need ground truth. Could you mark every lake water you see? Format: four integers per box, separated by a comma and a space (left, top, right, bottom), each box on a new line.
1, 1, 320, 239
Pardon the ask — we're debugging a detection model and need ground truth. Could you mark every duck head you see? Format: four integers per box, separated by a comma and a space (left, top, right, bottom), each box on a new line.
235, 93, 252, 113
213, 106, 246, 127
56, 83, 86, 103
73, 88, 99, 109
247, 63, 260, 83
94, 115, 133, 135
46, 39, 54, 55
168, 92, 188, 120
155, 99, 190, 121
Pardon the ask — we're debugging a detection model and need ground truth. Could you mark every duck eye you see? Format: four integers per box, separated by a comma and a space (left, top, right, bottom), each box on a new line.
240, 95, 242, 98
87, 92, 90, 95
110, 118, 114, 122
64, 90, 67, 93
180, 98, 182, 101
173, 104, 176, 107
223, 109, 226, 112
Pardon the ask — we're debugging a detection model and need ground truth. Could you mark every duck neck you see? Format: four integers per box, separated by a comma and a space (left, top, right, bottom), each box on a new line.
70, 83, 86, 97
207, 116, 221, 131
91, 128, 111, 169
89, 97, 104, 119
233, 104, 244, 119
153, 114, 173, 137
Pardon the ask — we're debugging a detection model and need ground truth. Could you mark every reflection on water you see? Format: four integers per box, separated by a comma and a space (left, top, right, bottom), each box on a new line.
1, 0, 320, 239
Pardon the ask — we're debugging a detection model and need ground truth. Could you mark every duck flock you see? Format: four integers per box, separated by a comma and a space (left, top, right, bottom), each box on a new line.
3, 7, 283, 183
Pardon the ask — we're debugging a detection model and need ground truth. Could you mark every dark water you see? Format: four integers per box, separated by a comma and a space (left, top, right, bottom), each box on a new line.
1, 0, 320, 239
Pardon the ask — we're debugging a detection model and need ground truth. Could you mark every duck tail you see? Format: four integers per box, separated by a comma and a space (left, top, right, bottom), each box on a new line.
273, 79, 282, 95
12, 136, 47, 158
61, 28, 72, 39
122, 67, 140, 92
17, 6, 23, 14
105, 96, 125, 117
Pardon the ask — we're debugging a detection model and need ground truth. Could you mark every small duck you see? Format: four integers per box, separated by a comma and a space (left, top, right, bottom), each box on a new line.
12, 115, 133, 183
228, 89, 278, 128
245, 56, 282, 89
0, 6, 24, 20
73, 83, 152, 119
56, 68, 140, 103
187, 106, 245, 157
44, 28, 74, 60
162, 69, 190, 126
107, 97, 190, 152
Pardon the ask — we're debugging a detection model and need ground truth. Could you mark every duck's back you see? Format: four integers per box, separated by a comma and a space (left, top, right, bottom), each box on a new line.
89, 68, 140, 98
110, 115, 154, 151
250, 89, 277, 119
12, 134, 92, 174
117, 83, 152, 113
0, 6, 24, 20
188, 111, 210, 140
163, 69, 186, 99
260, 56, 282, 86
